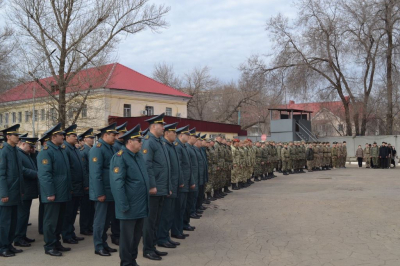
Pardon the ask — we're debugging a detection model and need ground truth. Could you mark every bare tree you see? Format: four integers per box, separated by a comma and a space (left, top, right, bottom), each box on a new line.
9, 0, 170, 128
152, 62, 182, 89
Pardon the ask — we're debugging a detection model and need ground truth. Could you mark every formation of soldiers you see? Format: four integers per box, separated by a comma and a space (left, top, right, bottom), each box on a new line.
0, 114, 356, 265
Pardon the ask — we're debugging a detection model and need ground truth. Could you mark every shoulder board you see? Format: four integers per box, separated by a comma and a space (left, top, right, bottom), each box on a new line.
145, 135, 149, 140
61, 144, 66, 149
117, 150, 123, 156
174, 142, 178, 146
96, 143, 102, 148
43, 145, 48, 150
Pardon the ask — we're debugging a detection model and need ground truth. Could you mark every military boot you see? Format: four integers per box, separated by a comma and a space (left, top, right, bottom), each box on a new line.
232, 183, 239, 190
207, 192, 216, 201
283, 171, 289, 175
272, 172, 277, 178
249, 178, 254, 184
220, 188, 227, 196
254, 176, 260, 182
224, 186, 232, 193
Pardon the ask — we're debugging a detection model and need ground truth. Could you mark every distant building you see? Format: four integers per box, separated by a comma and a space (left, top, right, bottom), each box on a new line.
0, 63, 191, 137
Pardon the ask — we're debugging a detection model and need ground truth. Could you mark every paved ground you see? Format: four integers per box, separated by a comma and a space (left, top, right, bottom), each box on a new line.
6, 165, 400, 266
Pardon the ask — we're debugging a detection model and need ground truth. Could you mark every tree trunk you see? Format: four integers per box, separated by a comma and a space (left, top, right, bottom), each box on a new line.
361, 96, 369, 135
385, 1, 394, 135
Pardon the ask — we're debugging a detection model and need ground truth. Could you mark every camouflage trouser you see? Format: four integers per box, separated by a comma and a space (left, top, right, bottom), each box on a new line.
278, 160, 282, 170
282, 159, 289, 171
216, 169, 224, 189
205, 166, 216, 193
225, 167, 232, 187
365, 156, 370, 167
262, 163, 268, 175
231, 166, 240, 184
332, 157, 337, 167
288, 159, 293, 170
372, 157, 378, 167
307, 160, 313, 170
336, 157, 341, 168
254, 159, 263, 176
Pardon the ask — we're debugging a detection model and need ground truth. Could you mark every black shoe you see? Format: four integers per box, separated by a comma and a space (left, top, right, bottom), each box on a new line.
63, 238, 78, 244
283, 172, 289, 175
24, 237, 35, 243
203, 200, 211, 204
158, 242, 176, 248
143, 252, 162, 260
104, 246, 117, 253
56, 245, 71, 252
111, 238, 119, 246
183, 233, 190, 237
196, 213, 202, 218
190, 214, 200, 219
183, 226, 194, 231
154, 249, 168, 256
14, 240, 31, 247
232, 183, 240, 190
0, 250, 15, 257
9, 246, 23, 253
80, 230, 93, 236
27, 223, 32, 226
224, 186, 232, 193
171, 234, 185, 239
95, 249, 111, 256
169, 239, 180, 245
196, 209, 204, 214
72, 236, 84, 241
199, 205, 206, 210
254, 177, 260, 182
45, 249, 62, 256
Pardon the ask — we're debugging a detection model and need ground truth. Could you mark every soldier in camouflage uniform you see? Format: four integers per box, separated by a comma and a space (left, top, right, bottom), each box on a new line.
288, 142, 295, 174
277, 142, 282, 173
231, 139, 241, 190
213, 135, 226, 198
238, 141, 248, 188
270, 142, 277, 178
331, 142, 338, 169
370, 142, 379, 168
281, 143, 290, 175
261, 142, 268, 180
254, 142, 263, 181
224, 139, 233, 193
337, 142, 342, 169
244, 140, 253, 185
205, 139, 217, 200
363, 143, 371, 168
342, 141, 347, 168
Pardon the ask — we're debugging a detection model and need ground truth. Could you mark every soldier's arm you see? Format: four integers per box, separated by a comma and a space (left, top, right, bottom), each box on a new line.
110, 155, 129, 212
38, 150, 56, 198
22, 165, 37, 180
142, 141, 157, 189
0, 151, 9, 199
89, 147, 106, 198
176, 147, 184, 186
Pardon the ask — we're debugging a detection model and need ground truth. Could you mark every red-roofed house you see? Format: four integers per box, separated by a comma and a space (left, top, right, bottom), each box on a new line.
0, 63, 191, 136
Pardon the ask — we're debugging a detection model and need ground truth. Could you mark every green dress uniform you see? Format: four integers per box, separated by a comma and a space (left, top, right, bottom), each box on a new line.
0, 126, 24, 256
109, 124, 149, 266
14, 137, 39, 246
186, 134, 200, 218
172, 125, 194, 237
37, 124, 72, 255
141, 114, 172, 259
61, 124, 86, 243
78, 128, 95, 235
89, 123, 119, 254
158, 123, 182, 247
194, 140, 205, 211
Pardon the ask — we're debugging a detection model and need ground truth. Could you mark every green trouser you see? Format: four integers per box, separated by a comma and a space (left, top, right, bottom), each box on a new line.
282, 160, 288, 171
372, 157, 378, 167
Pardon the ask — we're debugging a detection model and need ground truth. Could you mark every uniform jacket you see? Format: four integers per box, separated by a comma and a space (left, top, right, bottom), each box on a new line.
0, 143, 24, 206
37, 141, 72, 203
214, 142, 225, 169
201, 147, 209, 183
80, 144, 91, 194
356, 148, 364, 158
370, 146, 379, 157
113, 140, 124, 152
186, 143, 199, 190
64, 141, 85, 197
194, 146, 205, 186
281, 147, 289, 161
141, 132, 171, 196
18, 148, 38, 200
110, 146, 149, 220
162, 137, 182, 198
89, 138, 117, 201
306, 148, 314, 161
174, 138, 194, 192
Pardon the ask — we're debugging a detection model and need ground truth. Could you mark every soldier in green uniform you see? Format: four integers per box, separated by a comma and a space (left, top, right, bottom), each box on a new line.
331, 142, 337, 169
193, 134, 206, 215
78, 128, 95, 236
371, 142, 379, 168
364, 143, 371, 168
342, 141, 348, 168
237, 142, 246, 187
158, 122, 182, 249
172, 125, 195, 239
141, 113, 171, 261
214, 135, 226, 197
38, 123, 73, 256
306, 143, 314, 172
281, 143, 290, 175
205, 138, 217, 200
14, 136, 38, 248
254, 141, 262, 181
89, 123, 119, 257
261, 142, 268, 180
109, 124, 149, 266
37, 134, 49, 235
231, 139, 241, 189
224, 139, 233, 193
0, 124, 24, 257
110, 122, 128, 245
200, 134, 210, 203
61, 124, 86, 245
288, 142, 295, 174
277, 142, 282, 173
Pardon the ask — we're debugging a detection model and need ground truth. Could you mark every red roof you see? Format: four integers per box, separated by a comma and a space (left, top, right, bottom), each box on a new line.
0, 63, 191, 103
109, 116, 248, 136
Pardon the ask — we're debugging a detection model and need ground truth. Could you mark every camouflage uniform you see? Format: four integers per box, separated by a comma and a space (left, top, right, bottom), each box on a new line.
255, 145, 263, 178
231, 144, 241, 184
331, 144, 338, 168
261, 145, 268, 178
214, 141, 225, 190
224, 144, 233, 187
281, 145, 290, 174
239, 146, 246, 183
206, 145, 217, 193
288, 143, 295, 173
363, 145, 371, 168
277, 144, 282, 172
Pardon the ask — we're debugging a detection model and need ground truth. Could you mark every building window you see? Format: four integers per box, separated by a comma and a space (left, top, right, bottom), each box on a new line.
5, 113, 8, 124
0, 114, 2, 124
68, 109, 73, 119
34, 110, 38, 122
50, 108, 56, 121
12, 112, 16, 123
338, 124, 344, 132
123, 104, 131, 117
166, 107, 172, 116
18, 112, 22, 123
81, 104, 87, 118
25, 111, 29, 122
145, 106, 154, 116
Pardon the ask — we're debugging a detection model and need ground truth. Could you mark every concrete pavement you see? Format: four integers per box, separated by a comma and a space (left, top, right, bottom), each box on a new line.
6, 166, 400, 266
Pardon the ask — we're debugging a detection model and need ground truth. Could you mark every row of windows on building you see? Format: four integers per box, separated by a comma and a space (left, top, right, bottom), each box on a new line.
0, 105, 87, 125
123, 105, 173, 117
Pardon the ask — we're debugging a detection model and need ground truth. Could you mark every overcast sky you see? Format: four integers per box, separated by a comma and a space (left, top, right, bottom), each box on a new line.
115, 0, 297, 82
